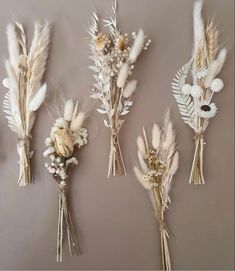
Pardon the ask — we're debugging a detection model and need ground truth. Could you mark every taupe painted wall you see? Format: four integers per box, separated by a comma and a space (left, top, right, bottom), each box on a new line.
0, 0, 234, 270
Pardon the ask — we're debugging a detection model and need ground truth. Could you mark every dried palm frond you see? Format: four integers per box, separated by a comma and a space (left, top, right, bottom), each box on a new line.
134, 111, 178, 271
3, 19, 50, 186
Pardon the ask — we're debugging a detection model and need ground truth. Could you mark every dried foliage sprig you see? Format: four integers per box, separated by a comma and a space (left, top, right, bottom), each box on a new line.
2, 19, 50, 186
171, 0, 226, 185
88, 1, 151, 178
134, 111, 179, 271
44, 99, 88, 262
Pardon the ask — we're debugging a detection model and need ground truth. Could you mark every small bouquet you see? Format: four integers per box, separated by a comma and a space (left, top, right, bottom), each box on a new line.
43, 99, 88, 262
134, 111, 178, 271
2, 19, 50, 186
88, 1, 150, 177
171, 0, 226, 184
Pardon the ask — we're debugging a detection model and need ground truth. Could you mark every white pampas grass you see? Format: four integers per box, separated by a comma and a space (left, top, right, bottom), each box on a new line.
193, 0, 205, 52
204, 48, 227, 88
70, 112, 85, 132
133, 166, 151, 190
123, 80, 137, 98
169, 151, 179, 175
152, 123, 161, 150
137, 136, 146, 156
64, 99, 74, 121
6, 24, 19, 70
128, 29, 145, 63
29, 83, 47, 112
117, 63, 129, 88
163, 121, 174, 150
138, 150, 148, 173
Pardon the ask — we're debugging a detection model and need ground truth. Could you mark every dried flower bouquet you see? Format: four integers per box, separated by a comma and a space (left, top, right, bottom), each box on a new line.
44, 99, 88, 262
134, 111, 178, 271
2, 19, 50, 186
171, 0, 226, 185
88, 1, 151, 178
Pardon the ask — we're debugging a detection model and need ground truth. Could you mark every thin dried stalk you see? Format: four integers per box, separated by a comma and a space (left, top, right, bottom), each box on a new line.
56, 186, 80, 262
189, 135, 205, 185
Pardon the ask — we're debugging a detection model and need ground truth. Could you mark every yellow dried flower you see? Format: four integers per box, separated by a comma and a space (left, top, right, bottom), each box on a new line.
116, 35, 126, 51
53, 128, 74, 158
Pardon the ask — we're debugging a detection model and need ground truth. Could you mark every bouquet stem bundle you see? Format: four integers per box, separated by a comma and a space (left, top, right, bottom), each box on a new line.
57, 184, 79, 262
44, 99, 88, 261
88, 1, 150, 178
3, 19, 50, 186
171, 0, 226, 185
190, 134, 204, 184
108, 133, 126, 177
134, 111, 179, 271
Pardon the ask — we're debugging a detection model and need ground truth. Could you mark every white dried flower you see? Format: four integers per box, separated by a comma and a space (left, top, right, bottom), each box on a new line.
43, 147, 56, 157
199, 103, 217, 119
210, 78, 224, 93
181, 84, 192, 95
45, 137, 53, 147
54, 118, 68, 129
190, 85, 203, 98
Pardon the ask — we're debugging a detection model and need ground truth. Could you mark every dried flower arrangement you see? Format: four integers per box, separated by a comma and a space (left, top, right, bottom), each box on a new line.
133, 111, 179, 271
2, 19, 50, 186
171, 0, 227, 185
88, 1, 151, 178
43, 99, 88, 262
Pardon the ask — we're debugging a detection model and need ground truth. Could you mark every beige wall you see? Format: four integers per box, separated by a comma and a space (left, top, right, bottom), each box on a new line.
0, 0, 234, 270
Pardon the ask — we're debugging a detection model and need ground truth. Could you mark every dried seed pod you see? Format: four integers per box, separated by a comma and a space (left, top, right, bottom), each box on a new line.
53, 128, 74, 158
116, 35, 125, 51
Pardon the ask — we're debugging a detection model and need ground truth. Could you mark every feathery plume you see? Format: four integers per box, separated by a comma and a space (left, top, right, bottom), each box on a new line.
123, 80, 137, 98
129, 29, 145, 63
64, 99, 75, 121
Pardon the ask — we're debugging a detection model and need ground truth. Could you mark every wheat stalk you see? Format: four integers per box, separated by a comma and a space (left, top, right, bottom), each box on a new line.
88, 1, 151, 178
3, 19, 50, 186
171, 0, 227, 185
134, 111, 178, 271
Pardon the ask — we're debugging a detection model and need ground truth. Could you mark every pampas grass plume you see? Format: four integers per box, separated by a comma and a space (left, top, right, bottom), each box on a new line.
137, 136, 146, 156
163, 122, 174, 150
133, 166, 150, 190
70, 112, 85, 132
193, 0, 205, 51
169, 151, 179, 175
123, 80, 137, 98
129, 29, 145, 63
204, 48, 227, 88
29, 83, 47, 112
138, 150, 148, 173
6, 23, 19, 70
152, 123, 161, 150
117, 63, 129, 88
64, 99, 74, 121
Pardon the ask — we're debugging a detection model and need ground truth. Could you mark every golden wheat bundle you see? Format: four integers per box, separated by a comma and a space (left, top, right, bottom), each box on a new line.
88, 1, 151, 178
43, 99, 88, 262
2, 19, 50, 186
134, 111, 178, 271
171, 0, 226, 185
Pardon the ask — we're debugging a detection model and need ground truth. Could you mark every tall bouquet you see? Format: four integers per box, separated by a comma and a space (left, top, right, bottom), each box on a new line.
3, 19, 50, 186
88, 1, 150, 177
